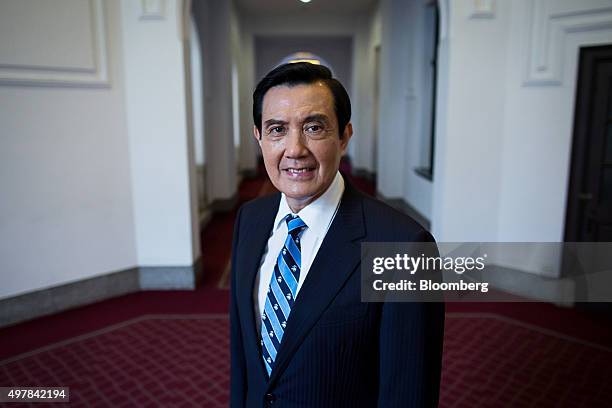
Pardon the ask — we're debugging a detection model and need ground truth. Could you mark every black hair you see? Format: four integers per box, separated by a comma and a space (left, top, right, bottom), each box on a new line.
253, 62, 351, 138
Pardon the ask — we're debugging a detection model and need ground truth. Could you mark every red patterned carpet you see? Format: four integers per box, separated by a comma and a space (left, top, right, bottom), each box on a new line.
1, 313, 611, 407
441, 314, 612, 408
1, 168, 611, 407
1, 316, 229, 407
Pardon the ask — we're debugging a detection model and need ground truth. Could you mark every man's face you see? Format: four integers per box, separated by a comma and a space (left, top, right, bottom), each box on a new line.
254, 82, 352, 212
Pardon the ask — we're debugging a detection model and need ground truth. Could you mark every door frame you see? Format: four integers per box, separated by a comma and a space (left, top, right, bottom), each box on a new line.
564, 44, 612, 242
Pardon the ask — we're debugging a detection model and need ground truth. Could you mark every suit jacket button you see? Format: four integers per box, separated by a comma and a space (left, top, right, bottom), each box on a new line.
264, 393, 276, 403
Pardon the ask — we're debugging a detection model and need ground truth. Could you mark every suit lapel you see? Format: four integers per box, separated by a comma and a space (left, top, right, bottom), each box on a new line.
235, 193, 280, 380
268, 183, 366, 386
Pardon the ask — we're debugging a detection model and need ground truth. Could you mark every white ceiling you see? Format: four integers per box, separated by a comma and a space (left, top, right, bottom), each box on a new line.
235, 0, 378, 16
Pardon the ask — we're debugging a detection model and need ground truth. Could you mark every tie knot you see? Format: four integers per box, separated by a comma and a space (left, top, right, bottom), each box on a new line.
286, 214, 307, 236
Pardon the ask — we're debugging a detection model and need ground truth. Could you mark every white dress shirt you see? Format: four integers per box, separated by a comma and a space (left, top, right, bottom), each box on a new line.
254, 171, 345, 331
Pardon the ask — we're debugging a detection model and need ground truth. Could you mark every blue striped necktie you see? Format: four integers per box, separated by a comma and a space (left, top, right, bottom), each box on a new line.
261, 214, 307, 376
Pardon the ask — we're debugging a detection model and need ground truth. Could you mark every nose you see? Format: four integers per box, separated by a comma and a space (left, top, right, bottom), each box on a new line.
285, 128, 309, 159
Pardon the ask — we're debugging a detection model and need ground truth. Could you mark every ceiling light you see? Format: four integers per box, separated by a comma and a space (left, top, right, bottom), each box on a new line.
289, 59, 320, 65
299, 0, 312, 3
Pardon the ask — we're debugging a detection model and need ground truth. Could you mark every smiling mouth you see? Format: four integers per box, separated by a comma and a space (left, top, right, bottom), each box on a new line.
282, 166, 317, 179
285, 167, 315, 174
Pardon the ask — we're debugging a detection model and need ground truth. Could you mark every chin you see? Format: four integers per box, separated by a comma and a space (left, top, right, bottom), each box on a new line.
285, 187, 316, 200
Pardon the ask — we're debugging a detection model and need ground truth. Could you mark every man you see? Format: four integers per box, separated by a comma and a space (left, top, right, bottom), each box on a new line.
230, 62, 444, 407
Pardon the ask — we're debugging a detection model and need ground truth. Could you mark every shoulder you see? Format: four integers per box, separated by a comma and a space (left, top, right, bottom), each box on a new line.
237, 192, 280, 219
352, 188, 434, 243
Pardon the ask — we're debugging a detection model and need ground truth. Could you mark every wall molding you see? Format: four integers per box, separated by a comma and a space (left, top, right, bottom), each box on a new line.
140, 0, 166, 21
0, 0, 110, 87
0, 259, 202, 329
524, 0, 612, 86
468, 0, 496, 19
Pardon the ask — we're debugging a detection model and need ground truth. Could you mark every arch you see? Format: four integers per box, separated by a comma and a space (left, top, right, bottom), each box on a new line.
276, 52, 335, 74
436, 0, 450, 41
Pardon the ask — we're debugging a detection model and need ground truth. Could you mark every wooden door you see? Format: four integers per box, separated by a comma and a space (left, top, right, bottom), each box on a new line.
565, 45, 612, 242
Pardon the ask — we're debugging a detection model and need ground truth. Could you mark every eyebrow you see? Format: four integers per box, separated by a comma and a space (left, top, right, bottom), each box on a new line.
263, 119, 288, 128
263, 114, 330, 129
303, 114, 329, 123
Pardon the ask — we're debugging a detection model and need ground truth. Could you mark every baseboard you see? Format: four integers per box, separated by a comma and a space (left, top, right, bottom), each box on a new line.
139, 265, 197, 290
377, 194, 431, 231
139, 257, 201, 290
485, 264, 575, 306
0, 268, 139, 328
0, 258, 202, 328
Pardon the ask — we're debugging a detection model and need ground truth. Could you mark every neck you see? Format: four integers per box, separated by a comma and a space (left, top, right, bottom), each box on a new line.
286, 196, 315, 213
285, 174, 338, 213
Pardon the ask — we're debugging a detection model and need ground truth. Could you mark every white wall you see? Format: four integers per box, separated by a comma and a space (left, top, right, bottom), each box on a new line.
0, 0, 202, 300
497, 0, 612, 242
243, 12, 369, 38
183, 3, 203, 261
190, 13, 209, 215
0, 0, 136, 299
432, 0, 612, 245
121, 0, 199, 266
190, 16, 205, 168
431, 0, 510, 241
374, 0, 434, 222
238, 21, 258, 172
402, 0, 436, 221
430, 0, 612, 276
192, 0, 237, 202
352, 6, 382, 174
231, 5, 258, 173
377, 0, 408, 198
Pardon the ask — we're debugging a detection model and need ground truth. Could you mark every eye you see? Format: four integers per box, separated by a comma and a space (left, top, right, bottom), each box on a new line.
267, 126, 286, 136
305, 124, 324, 135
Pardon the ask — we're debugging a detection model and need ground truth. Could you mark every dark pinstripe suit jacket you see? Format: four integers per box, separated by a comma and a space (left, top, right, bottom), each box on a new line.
230, 181, 445, 407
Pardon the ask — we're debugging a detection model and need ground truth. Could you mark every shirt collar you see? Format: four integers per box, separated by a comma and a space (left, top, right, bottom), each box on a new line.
273, 172, 345, 238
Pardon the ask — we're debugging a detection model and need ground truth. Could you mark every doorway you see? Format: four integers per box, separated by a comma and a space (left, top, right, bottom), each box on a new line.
565, 44, 612, 317
565, 45, 612, 242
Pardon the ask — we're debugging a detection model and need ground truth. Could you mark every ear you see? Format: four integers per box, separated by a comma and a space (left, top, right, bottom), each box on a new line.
253, 125, 262, 146
340, 123, 353, 154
